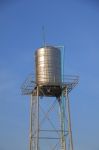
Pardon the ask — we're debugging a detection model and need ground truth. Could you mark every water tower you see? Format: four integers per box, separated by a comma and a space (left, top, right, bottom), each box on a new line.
21, 45, 79, 150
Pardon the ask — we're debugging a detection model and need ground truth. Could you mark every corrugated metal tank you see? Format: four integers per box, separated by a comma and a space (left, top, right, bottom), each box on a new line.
35, 46, 61, 85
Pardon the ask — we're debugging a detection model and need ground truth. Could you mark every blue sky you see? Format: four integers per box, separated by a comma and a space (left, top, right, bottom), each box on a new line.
0, 0, 99, 150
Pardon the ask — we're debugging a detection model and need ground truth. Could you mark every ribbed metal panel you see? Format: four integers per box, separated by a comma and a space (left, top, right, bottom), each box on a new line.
35, 46, 61, 85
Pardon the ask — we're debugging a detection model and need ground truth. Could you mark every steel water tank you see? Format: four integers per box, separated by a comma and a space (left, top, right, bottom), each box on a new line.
35, 46, 61, 85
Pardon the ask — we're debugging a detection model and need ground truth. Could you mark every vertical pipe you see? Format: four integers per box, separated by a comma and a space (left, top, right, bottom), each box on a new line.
30, 94, 33, 150
59, 46, 66, 150
66, 88, 73, 150
61, 46, 65, 82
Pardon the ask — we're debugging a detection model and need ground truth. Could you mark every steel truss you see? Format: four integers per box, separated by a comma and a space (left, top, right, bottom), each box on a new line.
21, 74, 79, 150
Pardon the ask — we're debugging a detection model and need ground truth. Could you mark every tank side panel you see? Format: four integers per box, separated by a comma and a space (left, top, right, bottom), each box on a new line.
35, 46, 61, 84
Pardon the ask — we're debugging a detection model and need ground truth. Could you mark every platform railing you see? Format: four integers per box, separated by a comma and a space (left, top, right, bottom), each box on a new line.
21, 73, 79, 95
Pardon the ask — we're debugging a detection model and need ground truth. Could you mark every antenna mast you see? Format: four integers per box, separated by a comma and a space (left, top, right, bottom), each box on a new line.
42, 26, 46, 47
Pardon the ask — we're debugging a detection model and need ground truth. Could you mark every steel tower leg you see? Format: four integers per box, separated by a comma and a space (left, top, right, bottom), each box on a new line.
36, 86, 39, 150
65, 88, 73, 150
58, 93, 66, 150
29, 95, 33, 150
59, 99, 66, 150
29, 87, 39, 150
